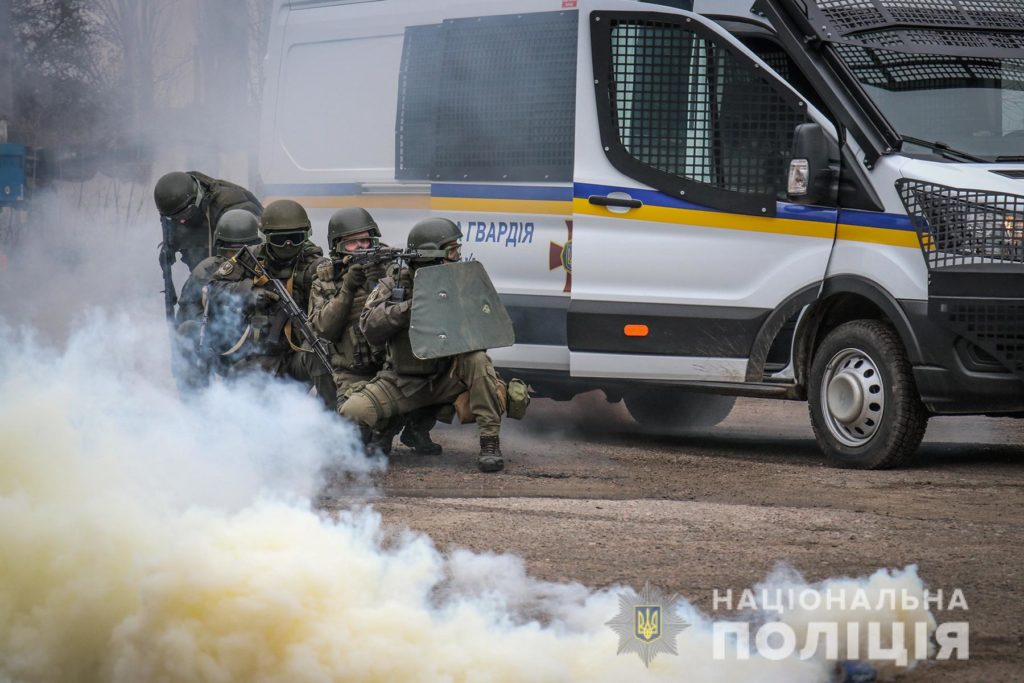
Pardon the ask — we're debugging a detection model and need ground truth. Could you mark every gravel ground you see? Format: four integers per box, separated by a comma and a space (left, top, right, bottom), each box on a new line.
321, 393, 1024, 682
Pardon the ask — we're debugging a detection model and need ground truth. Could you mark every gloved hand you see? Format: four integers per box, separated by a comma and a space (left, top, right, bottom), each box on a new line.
252, 287, 281, 309
364, 263, 387, 285
342, 263, 367, 291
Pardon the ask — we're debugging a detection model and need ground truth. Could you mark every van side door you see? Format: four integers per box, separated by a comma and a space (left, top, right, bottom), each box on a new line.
570, 1, 839, 384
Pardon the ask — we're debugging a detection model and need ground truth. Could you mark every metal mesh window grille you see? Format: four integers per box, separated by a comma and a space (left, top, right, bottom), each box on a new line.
835, 44, 1024, 89
606, 19, 807, 198
396, 11, 577, 182
801, 0, 1024, 54
897, 179, 1024, 267
816, 0, 1024, 32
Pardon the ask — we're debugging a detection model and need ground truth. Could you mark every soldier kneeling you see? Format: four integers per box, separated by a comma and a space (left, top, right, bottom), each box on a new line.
341, 218, 508, 472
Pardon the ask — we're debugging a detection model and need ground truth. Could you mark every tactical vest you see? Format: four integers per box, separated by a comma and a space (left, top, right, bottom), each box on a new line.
387, 266, 447, 376
328, 260, 386, 373
250, 243, 324, 357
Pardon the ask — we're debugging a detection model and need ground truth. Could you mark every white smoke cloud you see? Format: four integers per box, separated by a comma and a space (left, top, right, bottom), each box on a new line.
0, 308, 937, 682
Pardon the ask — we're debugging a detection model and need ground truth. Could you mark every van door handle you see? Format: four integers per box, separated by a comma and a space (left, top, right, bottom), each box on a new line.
588, 194, 643, 209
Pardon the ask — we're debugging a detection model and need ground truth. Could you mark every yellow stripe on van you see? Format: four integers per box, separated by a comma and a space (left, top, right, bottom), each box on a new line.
573, 197, 835, 239
836, 223, 922, 249
574, 197, 922, 248
430, 197, 573, 215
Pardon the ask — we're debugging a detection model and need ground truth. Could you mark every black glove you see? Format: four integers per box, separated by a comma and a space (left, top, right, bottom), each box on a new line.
364, 263, 386, 285
342, 263, 367, 291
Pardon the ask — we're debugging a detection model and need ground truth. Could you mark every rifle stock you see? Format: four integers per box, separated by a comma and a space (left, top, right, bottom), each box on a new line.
159, 217, 178, 321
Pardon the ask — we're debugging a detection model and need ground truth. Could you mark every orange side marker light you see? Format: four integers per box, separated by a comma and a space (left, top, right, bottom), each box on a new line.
624, 324, 649, 337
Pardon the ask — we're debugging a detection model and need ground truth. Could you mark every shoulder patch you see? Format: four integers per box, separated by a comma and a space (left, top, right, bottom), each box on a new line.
216, 261, 235, 277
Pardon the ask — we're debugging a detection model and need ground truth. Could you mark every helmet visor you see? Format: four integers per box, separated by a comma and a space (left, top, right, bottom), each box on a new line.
167, 202, 199, 224
444, 243, 462, 261
267, 230, 308, 247
335, 235, 378, 254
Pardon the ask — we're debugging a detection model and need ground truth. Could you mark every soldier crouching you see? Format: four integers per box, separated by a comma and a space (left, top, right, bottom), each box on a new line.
308, 207, 440, 455
340, 217, 507, 472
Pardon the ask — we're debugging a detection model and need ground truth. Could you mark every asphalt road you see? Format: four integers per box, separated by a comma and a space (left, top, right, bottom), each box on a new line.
322, 393, 1024, 681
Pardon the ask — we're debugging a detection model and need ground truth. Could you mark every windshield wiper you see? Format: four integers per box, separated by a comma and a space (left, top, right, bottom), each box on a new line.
995, 155, 1024, 163
899, 135, 988, 163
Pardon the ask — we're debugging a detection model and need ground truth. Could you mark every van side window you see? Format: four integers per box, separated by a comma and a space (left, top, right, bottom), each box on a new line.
396, 11, 577, 182
592, 13, 810, 216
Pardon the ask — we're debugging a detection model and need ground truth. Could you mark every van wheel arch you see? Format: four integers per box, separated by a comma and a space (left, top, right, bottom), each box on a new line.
794, 277, 923, 391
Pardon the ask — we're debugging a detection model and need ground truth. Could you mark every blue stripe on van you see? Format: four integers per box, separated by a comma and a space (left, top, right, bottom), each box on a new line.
839, 208, 915, 231
576, 181, 915, 230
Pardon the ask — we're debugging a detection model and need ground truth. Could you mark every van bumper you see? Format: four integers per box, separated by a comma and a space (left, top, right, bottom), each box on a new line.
901, 299, 1024, 415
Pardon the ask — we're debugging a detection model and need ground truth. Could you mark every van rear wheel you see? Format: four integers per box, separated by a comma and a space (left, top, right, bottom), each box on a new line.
808, 320, 928, 469
623, 390, 736, 431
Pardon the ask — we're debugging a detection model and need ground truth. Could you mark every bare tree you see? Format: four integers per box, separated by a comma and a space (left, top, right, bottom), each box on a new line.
89, 0, 173, 136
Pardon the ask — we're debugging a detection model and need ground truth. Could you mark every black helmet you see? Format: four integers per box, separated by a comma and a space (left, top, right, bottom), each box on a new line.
213, 210, 262, 254
327, 208, 381, 251
407, 217, 462, 261
154, 171, 199, 218
261, 199, 311, 232
261, 199, 311, 261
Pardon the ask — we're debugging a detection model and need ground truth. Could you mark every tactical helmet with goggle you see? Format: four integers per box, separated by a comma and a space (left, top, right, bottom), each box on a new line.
407, 217, 462, 262
260, 199, 311, 258
327, 207, 381, 254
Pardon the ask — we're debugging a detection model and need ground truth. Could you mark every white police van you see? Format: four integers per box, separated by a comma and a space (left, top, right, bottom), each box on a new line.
261, 0, 1024, 468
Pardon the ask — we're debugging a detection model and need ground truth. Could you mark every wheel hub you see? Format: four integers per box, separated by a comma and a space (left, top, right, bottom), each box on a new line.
820, 348, 885, 448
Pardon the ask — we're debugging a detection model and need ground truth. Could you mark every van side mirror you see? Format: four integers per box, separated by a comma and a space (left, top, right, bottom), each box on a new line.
787, 123, 839, 206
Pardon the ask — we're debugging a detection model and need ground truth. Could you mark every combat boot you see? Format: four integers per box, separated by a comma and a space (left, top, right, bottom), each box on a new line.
368, 430, 394, 457
478, 435, 504, 472
400, 426, 443, 455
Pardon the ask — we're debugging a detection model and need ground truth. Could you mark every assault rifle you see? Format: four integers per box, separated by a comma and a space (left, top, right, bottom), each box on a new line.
158, 216, 178, 321
230, 246, 333, 372
349, 247, 420, 266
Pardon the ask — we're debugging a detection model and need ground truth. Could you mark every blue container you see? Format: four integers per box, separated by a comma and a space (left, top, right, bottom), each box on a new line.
0, 143, 27, 205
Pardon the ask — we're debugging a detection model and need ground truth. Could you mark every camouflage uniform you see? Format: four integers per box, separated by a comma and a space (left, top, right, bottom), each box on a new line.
340, 265, 504, 438
307, 254, 388, 409
208, 241, 335, 406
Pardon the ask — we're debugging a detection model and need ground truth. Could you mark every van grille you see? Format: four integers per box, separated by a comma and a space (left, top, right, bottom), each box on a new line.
896, 178, 1024, 268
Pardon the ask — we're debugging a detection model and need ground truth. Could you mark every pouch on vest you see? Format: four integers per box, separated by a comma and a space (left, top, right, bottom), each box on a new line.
505, 378, 530, 420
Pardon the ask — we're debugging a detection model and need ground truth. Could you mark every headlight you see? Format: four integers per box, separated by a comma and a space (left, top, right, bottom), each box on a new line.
1004, 215, 1024, 244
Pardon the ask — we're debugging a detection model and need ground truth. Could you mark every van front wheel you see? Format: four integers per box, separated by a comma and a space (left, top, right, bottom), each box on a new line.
808, 320, 928, 469
623, 390, 736, 431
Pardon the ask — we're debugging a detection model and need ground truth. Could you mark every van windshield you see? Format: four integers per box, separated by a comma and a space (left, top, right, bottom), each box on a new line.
835, 43, 1024, 162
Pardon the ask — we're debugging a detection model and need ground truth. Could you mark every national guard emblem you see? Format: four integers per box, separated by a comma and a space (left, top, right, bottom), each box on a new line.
606, 581, 689, 667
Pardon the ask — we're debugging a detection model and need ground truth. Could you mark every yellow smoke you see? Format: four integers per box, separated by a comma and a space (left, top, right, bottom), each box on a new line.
0, 318, 933, 682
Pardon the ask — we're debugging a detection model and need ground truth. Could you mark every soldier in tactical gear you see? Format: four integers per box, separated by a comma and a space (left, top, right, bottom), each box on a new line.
340, 217, 507, 472
206, 199, 335, 407
173, 210, 264, 390
308, 208, 442, 455
154, 171, 262, 272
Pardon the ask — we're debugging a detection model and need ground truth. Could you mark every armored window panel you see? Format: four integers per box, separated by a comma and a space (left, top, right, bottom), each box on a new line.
785, 0, 1024, 55
395, 11, 578, 182
591, 12, 810, 217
